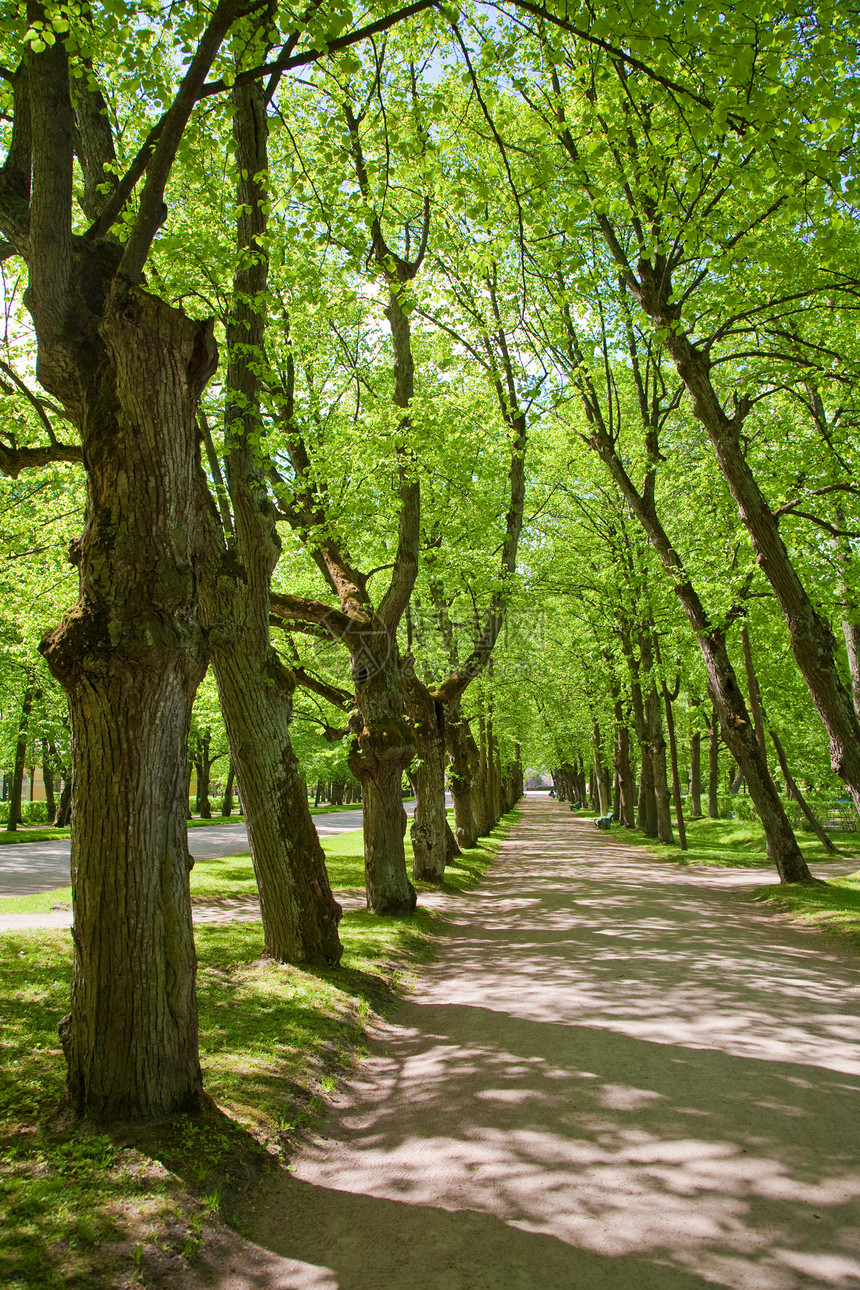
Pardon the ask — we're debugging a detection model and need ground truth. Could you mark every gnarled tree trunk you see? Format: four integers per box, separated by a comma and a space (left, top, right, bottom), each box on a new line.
404, 669, 448, 883
447, 707, 480, 849
41, 290, 214, 1120
203, 80, 343, 967
348, 644, 416, 914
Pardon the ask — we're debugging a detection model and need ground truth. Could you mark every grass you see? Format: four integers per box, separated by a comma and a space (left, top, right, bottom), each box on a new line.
0, 810, 515, 1289
753, 872, 860, 950
1, 812, 493, 915
587, 811, 860, 871
186, 813, 245, 829
0, 801, 364, 846
0, 827, 71, 845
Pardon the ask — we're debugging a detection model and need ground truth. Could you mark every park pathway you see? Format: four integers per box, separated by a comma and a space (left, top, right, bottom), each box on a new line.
206, 794, 860, 1290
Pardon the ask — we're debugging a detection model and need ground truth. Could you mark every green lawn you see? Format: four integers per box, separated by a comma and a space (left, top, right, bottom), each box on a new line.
594, 812, 860, 871
0, 827, 71, 846
0, 801, 363, 846
753, 872, 860, 950
1, 813, 491, 913
0, 810, 516, 1289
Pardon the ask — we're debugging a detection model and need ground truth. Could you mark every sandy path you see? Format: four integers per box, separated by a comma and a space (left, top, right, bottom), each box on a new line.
198, 797, 860, 1288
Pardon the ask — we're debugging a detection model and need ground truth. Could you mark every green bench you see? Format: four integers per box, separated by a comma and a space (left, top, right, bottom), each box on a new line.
593, 812, 613, 830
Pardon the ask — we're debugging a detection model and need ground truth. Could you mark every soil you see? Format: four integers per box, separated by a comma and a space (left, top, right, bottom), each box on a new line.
165, 795, 860, 1289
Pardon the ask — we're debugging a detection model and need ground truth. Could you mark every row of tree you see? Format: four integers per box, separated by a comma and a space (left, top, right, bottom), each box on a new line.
0, 0, 856, 1124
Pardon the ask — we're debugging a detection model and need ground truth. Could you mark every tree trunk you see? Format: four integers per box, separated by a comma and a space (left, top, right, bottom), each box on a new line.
640, 635, 674, 844
648, 689, 675, 844
55, 774, 72, 829
404, 672, 448, 883
622, 633, 657, 836
843, 622, 860, 720
202, 81, 343, 965
475, 713, 491, 836
659, 324, 860, 815
614, 704, 637, 827
42, 739, 56, 821
447, 708, 480, 849
348, 647, 416, 915
690, 732, 702, 819
768, 730, 837, 852
486, 717, 499, 830
195, 728, 212, 819
591, 721, 609, 814
587, 430, 812, 880
221, 761, 235, 817
351, 741, 415, 914
742, 625, 836, 854
708, 714, 720, 818
40, 290, 216, 1121
214, 647, 343, 962
5, 681, 33, 833
740, 626, 767, 757
660, 674, 687, 851
494, 738, 505, 823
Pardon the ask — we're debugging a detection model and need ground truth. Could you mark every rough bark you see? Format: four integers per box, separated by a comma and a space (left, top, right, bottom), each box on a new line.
16, 0, 248, 1121
202, 80, 342, 966
475, 713, 491, 836
40, 290, 214, 1120
216, 647, 343, 960
403, 669, 448, 883
842, 621, 860, 719
346, 641, 416, 914
622, 633, 657, 835
446, 707, 480, 849
740, 626, 767, 758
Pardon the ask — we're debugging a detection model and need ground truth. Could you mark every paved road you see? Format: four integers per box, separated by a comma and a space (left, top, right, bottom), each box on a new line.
0, 804, 414, 899
199, 795, 860, 1290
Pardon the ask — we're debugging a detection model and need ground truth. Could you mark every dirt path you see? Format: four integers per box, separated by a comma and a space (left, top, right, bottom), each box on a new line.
200, 798, 860, 1287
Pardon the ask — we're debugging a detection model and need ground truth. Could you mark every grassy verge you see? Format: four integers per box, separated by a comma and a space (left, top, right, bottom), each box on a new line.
0, 810, 514, 1288
588, 812, 860, 871
0, 827, 71, 845
186, 814, 245, 829
2, 812, 497, 914
753, 872, 860, 950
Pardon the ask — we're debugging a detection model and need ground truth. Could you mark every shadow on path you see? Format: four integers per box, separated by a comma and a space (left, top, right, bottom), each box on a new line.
199, 798, 860, 1289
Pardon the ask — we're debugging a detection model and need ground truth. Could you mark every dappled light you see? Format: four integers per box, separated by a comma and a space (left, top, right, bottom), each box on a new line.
240, 797, 860, 1289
